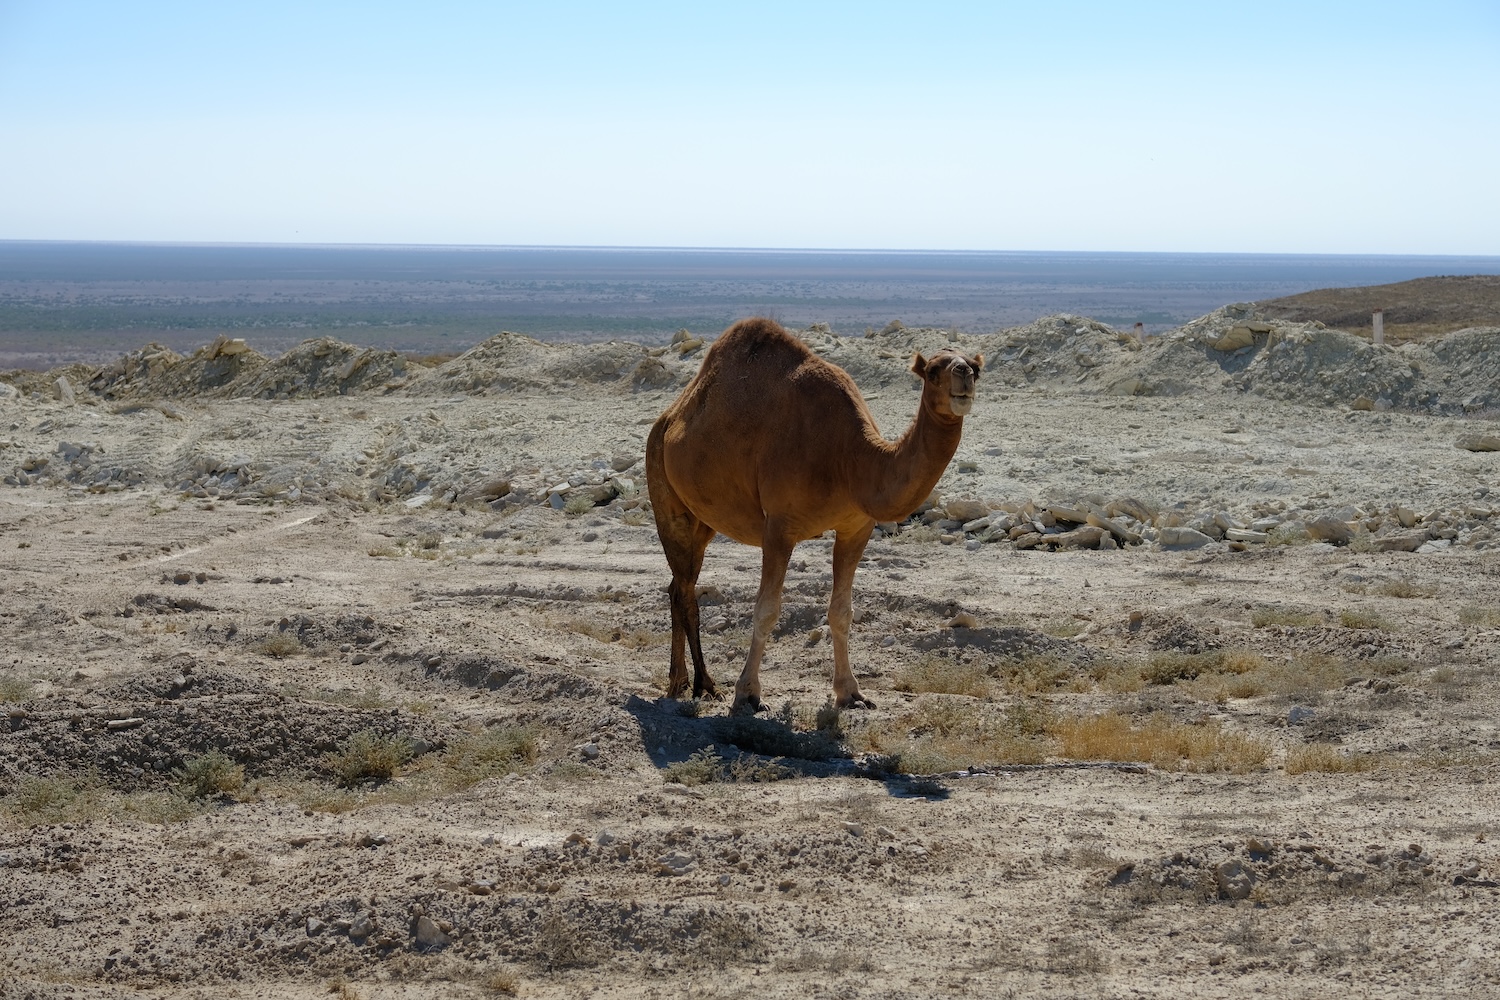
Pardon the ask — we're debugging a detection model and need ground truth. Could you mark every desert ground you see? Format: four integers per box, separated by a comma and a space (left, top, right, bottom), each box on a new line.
2, 307, 1499, 999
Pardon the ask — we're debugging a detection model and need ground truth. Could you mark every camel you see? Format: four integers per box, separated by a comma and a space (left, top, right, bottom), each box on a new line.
646, 317, 983, 714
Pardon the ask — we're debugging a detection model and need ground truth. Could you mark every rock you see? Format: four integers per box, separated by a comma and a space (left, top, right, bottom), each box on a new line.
595, 829, 617, 846
53, 376, 76, 404
945, 499, 989, 522
1224, 528, 1269, 543
1394, 507, 1418, 528
1210, 326, 1256, 352
415, 915, 451, 949
462, 478, 512, 502
1306, 517, 1353, 545
351, 652, 370, 665
880, 635, 897, 647
1214, 860, 1253, 900
1287, 705, 1315, 725
1158, 526, 1214, 550
1457, 434, 1500, 453
1373, 533, 1426, 553
1108, 497, 1157, 523
841, 821, 864, 836
610, 454, 639, 472
1087, 511, 1141, 545
1051, 525, 1105, 549
349, 912, 376, 939
306, 917, 325, 936
0, 382, 18, 399
657, 850, 695, 876
1047, 505, 1089, 525
1012, 531, 1044, 550
962, 516, 992, 534
579, 742, 600, 760
564, 831, 588, 845
1351, 396, 1375, 411
948, 612, 978, 629
466, 881, 494, 895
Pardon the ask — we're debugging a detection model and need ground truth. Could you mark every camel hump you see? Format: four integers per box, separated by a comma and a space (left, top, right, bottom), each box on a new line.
711, 317, 812, 370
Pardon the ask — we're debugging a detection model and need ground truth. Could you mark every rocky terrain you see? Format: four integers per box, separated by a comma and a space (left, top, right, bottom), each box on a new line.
2, 306, 1499, 999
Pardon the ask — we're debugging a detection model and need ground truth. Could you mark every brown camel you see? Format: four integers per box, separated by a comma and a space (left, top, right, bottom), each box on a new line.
646, 317, 983, 714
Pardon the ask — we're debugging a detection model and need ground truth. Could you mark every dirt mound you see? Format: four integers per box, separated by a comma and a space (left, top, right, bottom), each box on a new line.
229, 336, 415, 398
1257, 274, 1500, 343
416, 332, 698, 396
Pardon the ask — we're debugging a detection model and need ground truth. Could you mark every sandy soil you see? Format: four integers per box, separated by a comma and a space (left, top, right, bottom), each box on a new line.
2, 314, 1499, 999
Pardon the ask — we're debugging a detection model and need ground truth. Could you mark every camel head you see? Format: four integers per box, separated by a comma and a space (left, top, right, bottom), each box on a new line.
912, 349, 984, 418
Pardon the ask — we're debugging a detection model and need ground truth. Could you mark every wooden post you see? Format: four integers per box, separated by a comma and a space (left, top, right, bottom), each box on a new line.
1372, 310, 1385, 345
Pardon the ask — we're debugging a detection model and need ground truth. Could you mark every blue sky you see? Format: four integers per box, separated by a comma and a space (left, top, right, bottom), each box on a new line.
2, 2, 1496, 252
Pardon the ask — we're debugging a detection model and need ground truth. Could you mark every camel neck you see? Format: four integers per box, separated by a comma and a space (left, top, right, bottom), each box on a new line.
860, 401, 964, 523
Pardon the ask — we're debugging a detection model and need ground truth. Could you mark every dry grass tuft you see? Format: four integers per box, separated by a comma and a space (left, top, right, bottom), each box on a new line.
477, 970, 520, 995
992, 654, 1086, 694
850, 697, 1052, 773
0, 675, 34, 703
1054, 712, 1269, 773
1285, 744, 1383, 774
1377, 577, 1435, 599
892, 655, 989, 698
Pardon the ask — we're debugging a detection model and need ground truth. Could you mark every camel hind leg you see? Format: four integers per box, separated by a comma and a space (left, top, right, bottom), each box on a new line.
829, 523, 876, 709
647, 431, 721, 700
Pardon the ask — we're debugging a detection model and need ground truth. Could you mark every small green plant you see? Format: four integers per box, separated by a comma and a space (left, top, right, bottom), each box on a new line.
326, 730, 413, 788
663, 747, 726, 786
174, 750, 245, 799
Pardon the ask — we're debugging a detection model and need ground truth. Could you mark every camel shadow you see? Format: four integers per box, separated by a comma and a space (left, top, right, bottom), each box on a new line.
621, 694, 951, 800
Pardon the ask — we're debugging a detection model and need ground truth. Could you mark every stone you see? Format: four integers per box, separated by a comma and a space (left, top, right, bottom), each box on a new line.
1107, 498, 1157, 523
1214, 860, 1253, 900
948, 612, 978, 629
1048, 505, 1089, 525
415, 915, 451, 949
611, 454, 639, 472
1373, 533, 1426, 553
1210, 326, 1256, 352
1287, 705, 1315, 725
1012, 531, 1044, 550
349, 912, 376, 939
657, 850, 695, 876
1051, 525, 1106, 549
0, 382, 18, 399
962, 516, 991, 534
595, 829, 617, 846
1351, 396, 1374, 411
52, 376, 76, 404
1457, 434, 1500, 453
841, 821, 864, 836
579, 742, 600, 760
1087, 512, 1140, 545
1158, 526, 1214, 550
306, 917, 325, 936
1306, 517, 1353, 545
1224, 528, 1269, 544
944, 499, 989, 522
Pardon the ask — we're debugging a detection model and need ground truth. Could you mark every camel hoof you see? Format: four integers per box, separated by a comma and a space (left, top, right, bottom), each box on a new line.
695, 681, 725, 702
729, 695, 764, 717
837, 692, 876, 710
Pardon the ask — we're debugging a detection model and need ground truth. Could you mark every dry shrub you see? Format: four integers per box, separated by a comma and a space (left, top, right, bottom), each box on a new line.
1054, 712, 1269, 773
1339, 609, 1395, 631
174, 750, 245, 799
1377, 577, 1435, 599
0, 675, 34, 703
1285, 744, 1383, 774
1251, 606, 1320, 628
892, 655, 989, 698
438, 725, 538, 790
993, 654, 1084, 694
326, 730, 413, 788
256, 632, 304, 658
663, 746, 791, 785
1458, 604, 1500, 627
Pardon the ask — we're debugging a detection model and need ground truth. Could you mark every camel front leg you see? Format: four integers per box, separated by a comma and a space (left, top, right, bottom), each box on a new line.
732, 529, 794, 716
829, 523, 876, 709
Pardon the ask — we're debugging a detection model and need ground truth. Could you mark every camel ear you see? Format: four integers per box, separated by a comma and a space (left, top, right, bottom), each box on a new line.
971, 353, 984, 373
910, 353, 928, 377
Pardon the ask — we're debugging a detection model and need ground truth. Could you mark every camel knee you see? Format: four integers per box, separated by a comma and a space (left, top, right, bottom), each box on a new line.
827, 600, 853, 634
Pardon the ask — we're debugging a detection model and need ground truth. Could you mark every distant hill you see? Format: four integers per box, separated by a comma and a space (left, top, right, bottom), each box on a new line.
1256, 274, 1500, 343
